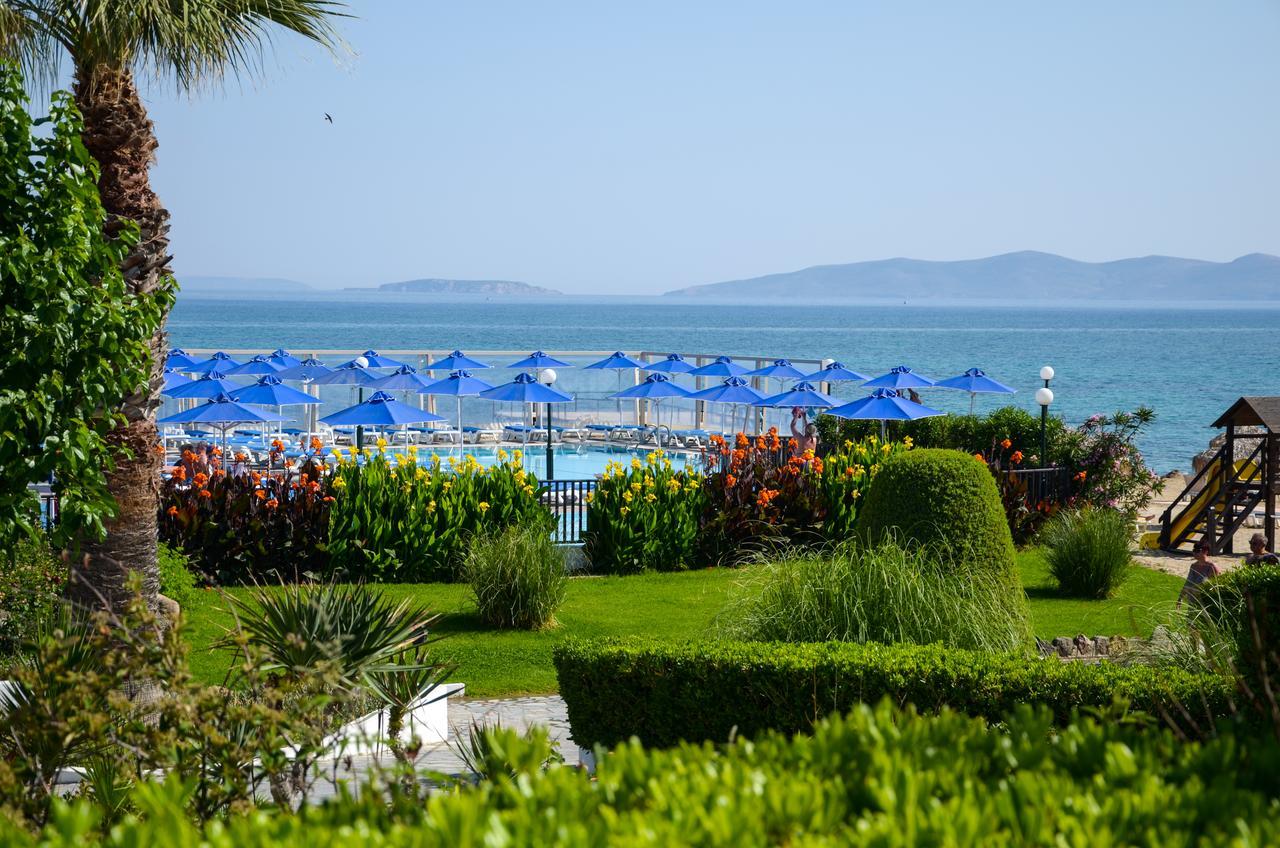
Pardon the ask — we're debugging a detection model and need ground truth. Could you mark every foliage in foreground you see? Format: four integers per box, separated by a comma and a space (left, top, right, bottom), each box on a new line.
1197, 563, 1280, 711
0, 531, 66, 656
718, 540, 1030, 652
583, 451, 706, 573
553, 638, 1235, 748
4, 701, 1280, 846
857, 448, 1017, 583
0, 65, 167, 549
1040, 507, 1134, 598
464, 524, 567, 630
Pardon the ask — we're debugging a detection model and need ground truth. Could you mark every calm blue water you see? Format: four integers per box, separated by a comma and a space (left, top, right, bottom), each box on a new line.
167, 292, 1280, 474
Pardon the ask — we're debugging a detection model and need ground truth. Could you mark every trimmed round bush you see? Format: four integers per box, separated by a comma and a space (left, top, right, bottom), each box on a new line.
1040, 508, 1133, 598
855, 449, 1016, 581
464, 524, 567, 630
718, 541, 1030, 652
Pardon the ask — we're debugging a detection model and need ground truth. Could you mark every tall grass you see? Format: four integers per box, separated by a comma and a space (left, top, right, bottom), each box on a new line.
1040, 508, 1133, 599
718, 540, 1031, 652
464, 525, 567, 630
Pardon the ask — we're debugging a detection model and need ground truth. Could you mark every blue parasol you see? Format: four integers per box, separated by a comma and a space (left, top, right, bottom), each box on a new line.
428, 350, 492, 371
321, 391, 447, 427
826, 388, 944, 438
611, 373, 692, 447
804, 361, 870, 383
223, 354, 283, 376
584, 351, 645, 370
267, 349, 303, 368
479, 372, 573, 404
688, 376, 765, 434
643, 353, 696, 375
189, 351, 241, 375
367, 365, 437, 392
162, 369, 192, 392
744, 358, 808, 380
163, 370, 243, 399
274, 357, 333, 382
165, 348, 199, 369
311, 363, 377, 386
159, 393, 288, 453
934, 367, 1016, 414
862, 365, 936, 390
689, 356, 749, 378
228, 375, 319, 406
340, 349, 410, 370
507, 350, 573, 370
754, 381, 837, 409
421, 370, 498, 444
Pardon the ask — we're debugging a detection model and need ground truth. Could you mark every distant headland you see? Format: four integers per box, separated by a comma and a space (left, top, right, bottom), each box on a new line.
664, 251, 1280, 302
352, 278, 562, 296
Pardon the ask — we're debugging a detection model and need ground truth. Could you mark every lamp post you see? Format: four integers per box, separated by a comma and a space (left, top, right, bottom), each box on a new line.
354, 355, 369, 451
540, 368, 557, 480
1036, 365, 1054, 468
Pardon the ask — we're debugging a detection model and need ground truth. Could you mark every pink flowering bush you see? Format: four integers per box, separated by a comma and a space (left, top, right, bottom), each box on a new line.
1060, 407, 1162, 517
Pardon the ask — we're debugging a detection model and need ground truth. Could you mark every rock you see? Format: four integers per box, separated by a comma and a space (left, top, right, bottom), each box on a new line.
155, 593, 180, 624
1092, 636, 1110, 656
1052, 637, 1074, 658
1073, 634, 1090, 655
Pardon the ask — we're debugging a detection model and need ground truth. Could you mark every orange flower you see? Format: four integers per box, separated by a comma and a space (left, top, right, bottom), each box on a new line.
153, 443, 165, 455
725, 474, 738, 488
310, 437, 324, 451
845, 467, 855, 477
211, 446, 222, 456
255, 489, 266, 500
811, 457, 824, 474
756, 488, 779, 508
1010, 451, 1023, 465
755, 436, 766, 450
307, 481, 321, 493
172, 467, 187, 481
1074, 470, 1087, 482
322, 496, 335, 503
214, 468, 226, 478
166, 506, 178, 516
271, 439, 284, 451
198, 489, 212, 499
193, 472, 209, 487
1001, 438, 1012, 450
973, 453, 986, 462
265, 498, 279, 509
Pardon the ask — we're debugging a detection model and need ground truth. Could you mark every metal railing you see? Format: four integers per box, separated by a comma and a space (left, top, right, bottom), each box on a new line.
1005, 466, 1074, 506
33, 485, 59, 529
542, 479, 597, 544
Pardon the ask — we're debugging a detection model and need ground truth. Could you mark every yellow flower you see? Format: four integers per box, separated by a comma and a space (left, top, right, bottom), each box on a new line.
623, 490, 634, 503
645, 493, 657, 503
443, 480, 453, 491
619, 506, 630, 516
851, 489, 861, 499
631, 458, 643, 470
903, 436, 914, 449
522, 484, 534, 496
667, 478, 681, 492
870, 464, 880, 475
497, 448, 509, 462
630, 482, 642, 493
427, 500, 436, 513
881, 443, 891, 455
844, 439, 854, 449
332, 477, 346, 490
585, 492, 594, 503
478, 501, 490, 513
869, 434, 878, 445
662, 459, 672, 471
376, 436, 388, 451
513, 449, 523, 464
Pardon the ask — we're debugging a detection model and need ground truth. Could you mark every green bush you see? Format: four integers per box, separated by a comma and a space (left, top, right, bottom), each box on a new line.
0, 532, 66, 655
156, 543, 198, 609
1040, 508, 1133, 598
583, 452, 706, 573
553, 638, 1234, 748
4, 700, 1279, 846
856, 449, 1017, 582
817, 405, 1068, 464
464, 524, 567, 629
718, 540, 1030, 651
1197, 564, 1280, 696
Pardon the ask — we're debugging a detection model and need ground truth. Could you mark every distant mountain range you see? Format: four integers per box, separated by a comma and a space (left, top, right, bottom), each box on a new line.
355, 278, 561, 296
664, 252, 1280, 301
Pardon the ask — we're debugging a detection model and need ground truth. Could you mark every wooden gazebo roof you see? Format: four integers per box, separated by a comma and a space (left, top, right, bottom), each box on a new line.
1211, 397, 1280, 431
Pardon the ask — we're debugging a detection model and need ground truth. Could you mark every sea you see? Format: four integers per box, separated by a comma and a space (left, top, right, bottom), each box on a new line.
167, 292, 1280, 475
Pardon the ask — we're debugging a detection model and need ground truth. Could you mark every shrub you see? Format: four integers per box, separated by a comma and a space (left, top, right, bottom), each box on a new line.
583, 451, 706, 574
1040, 508, 1133, 598
552, 638, 1234, 748
1061, 407, 1163, 516
718, 540, 1030, 651
856, 448, 1017, 582
815, 436, 910, 541
464, 524, 567, 629
0, 532, 66, 656
817, 405, 1068, 465
326, 448, 550, 582
156, 543, 198, 609
159, 454, 332, 584
1197, 564, 1280, 700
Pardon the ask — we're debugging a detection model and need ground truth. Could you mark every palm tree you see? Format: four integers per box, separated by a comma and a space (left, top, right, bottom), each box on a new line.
0, 2, 346, 616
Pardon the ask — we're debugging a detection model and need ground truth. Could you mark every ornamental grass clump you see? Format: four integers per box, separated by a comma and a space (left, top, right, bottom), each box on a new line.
464, 524, 567, 630
583, 451, 706, 574
1040, 508, 1133, 598
326, 446, 550, 582
718, 539, 1030, 652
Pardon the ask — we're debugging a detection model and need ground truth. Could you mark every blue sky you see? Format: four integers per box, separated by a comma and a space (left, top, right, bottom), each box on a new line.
141, 1, 1280, 294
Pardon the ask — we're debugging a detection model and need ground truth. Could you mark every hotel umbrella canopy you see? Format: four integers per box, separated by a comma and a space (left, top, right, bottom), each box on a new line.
223, 354, 283, 377
688, 376, 766, 435
826, 388, 945, 439
428, 350, 493, 371
744, 358, 808, 380
643, 353, 697, 375
507, 350, 573, 370
162, 369, 192, 392
310, 362, 378, 386
367, 365, 437, 392
611, 373, 693, 447
585, 351, 647, 419
862, 365, 937, 391
165, 348, 199, 369
188, 351, 241, 375
481, 372, 574, 477
689, 356, 749, 378
267, 349, 303, 368
421, 370, 497, 447
340, 349, 410, 370
163, 370, 242, 399
321, 391, 446, 429
228, 375, 320, 407
754, 381, 837, 410
274, 357, 333, 382
803, 361, 870, 384
158, 393, 287, 455
934, 367, 1016, 414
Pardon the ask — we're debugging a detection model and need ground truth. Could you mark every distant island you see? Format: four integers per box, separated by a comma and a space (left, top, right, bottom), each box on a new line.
353, 278, 561, 296
664, 251, 1280, 302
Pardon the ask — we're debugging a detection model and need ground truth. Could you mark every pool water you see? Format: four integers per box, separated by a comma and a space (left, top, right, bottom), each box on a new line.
387, 443, 702, 479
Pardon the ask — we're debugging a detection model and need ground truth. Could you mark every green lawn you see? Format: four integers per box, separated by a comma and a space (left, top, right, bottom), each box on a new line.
181, 551, 1187, 698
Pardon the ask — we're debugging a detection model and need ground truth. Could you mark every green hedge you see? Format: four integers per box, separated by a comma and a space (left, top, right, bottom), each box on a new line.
553, 638, 1234, 748
856, 448, 1016, 581
1198, 563, 1280, 688
5, 701, 1279, 845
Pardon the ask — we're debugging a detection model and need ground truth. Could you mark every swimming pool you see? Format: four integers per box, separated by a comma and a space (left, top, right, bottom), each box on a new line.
386, 443, 702, 479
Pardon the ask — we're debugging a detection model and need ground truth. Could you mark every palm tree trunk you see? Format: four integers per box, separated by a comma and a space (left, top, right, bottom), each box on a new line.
67, 67, 172, 616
